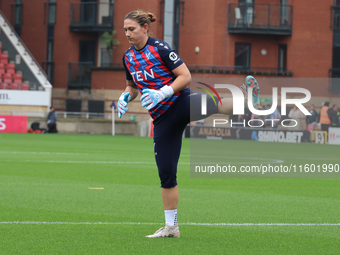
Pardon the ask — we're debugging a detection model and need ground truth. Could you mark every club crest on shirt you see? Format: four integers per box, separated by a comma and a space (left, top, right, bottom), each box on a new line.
146, 52, 151, 60
129, 52, 134, 62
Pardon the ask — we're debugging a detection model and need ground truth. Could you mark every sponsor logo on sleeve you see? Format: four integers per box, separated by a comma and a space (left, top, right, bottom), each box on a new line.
169, 52, 179, 62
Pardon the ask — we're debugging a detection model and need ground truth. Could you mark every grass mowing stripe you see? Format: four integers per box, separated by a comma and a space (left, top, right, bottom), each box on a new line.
1, 221, 340, 226
0, 159, 284, 164
0, 159, 165, 164
1, 134, 339, 254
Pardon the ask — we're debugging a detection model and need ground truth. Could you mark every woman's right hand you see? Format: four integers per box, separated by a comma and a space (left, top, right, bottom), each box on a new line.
118, 92, 131, 118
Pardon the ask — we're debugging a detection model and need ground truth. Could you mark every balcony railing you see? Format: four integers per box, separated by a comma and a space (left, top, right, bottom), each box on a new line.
92, 62, 125, 70
0, 82, 45, 91
70, 2, 113, 32
100, 48, 112, 67
228, 3, 292, 35
329, 69, 340, 94
68, 62, 92, 90
331, 6, 340, 29
187, 65, 292, 76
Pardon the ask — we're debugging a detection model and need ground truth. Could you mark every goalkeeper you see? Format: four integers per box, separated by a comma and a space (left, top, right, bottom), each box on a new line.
118, 10, 259, 238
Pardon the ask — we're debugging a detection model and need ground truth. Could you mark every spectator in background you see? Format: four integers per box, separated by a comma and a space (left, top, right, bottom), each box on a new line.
319, 101, 331, 132
263, 104, 271, 128
306, 104, 319, 125
264, 103, 271, 118
270, 107, 281, 129
306, 104, 319, 130
47, 107, 58, 133
328, 104, 339, 127
288, 105, 304, 130
239, 108, 252, 127
250, 105, 265, 128
244, 108, 252, 127
230, 114, 244, 127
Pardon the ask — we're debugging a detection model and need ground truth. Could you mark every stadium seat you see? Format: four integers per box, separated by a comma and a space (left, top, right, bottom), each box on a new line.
9, 83, 19, 90
0, 63, 5, 77
0, 83, 9, 89
0, 53, 8, 64
3, 73, 12, 83
21, 83, 30, 90
6, 63, 15, 74
13, 73, 22, 83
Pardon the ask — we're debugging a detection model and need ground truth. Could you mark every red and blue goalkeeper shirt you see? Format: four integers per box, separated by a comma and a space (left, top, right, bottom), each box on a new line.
123, 37, 185, 119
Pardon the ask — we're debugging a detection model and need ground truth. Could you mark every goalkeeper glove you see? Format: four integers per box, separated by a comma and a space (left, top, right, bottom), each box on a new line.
118, 92, 131, 118
140, 86, 174, 111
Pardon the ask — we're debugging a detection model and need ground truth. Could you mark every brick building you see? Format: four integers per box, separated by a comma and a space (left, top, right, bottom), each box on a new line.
0, 0, 339, 119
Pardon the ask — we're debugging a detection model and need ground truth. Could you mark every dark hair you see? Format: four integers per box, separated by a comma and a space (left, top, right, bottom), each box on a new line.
125, 10, 156, 29
324, 101, 330, 107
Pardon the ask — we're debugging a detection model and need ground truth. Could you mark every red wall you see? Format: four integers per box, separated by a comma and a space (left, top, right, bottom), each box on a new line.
0, 0, 337, 98
288, 0, 333, 78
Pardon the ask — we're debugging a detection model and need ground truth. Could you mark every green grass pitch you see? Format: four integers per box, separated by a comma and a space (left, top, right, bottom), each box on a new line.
0, 133, 339, 254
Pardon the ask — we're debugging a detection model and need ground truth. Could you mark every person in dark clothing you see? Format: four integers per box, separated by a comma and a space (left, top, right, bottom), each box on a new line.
306, 104, 319, 125
47, 107, 58, 133
328, 104, 339, 127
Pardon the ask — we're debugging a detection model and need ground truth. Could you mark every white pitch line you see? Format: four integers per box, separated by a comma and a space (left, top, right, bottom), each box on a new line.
0, 221, 339, 226
0, 159, 285, 165
0, 151, 89, 155
0, 152, 285, 165
0, 159, 164, 164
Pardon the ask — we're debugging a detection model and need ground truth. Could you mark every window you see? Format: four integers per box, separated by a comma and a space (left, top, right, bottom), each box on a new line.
280, 0, 289, 25
48, 0, 56, 25
15, 0, 22, 24
332, 47, 340, 69
238, 0, 253, 4
335, 0, 340, 6
173, 0, 181, 53
79, 41, 96, 64
11, 0, 23, 36
66, 99, 82, 117
238, 0, 253, 25
235, 43, 251, 70
278, 44, 287, 72
88, 100, 105, 118
44, 0, 56, 83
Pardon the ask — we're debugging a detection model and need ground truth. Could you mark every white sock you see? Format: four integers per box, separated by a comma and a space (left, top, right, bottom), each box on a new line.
164, 209, 177, 226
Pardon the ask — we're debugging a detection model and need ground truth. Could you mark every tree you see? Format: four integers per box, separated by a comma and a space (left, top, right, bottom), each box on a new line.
102, 30, 120, 54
